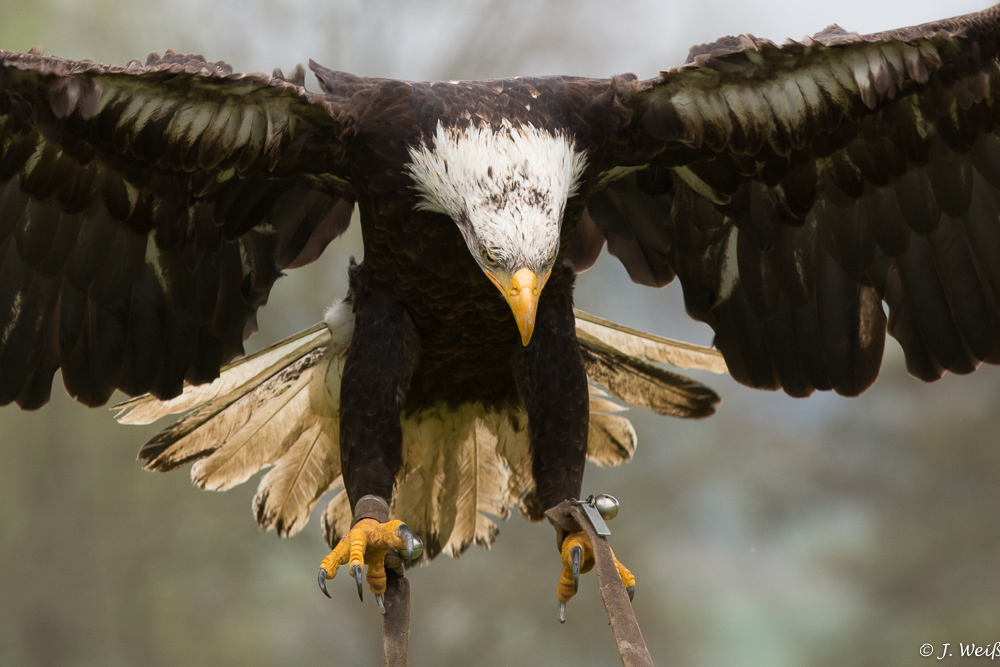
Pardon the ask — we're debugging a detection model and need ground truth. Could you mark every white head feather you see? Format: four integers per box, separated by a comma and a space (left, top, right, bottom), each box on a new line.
406, 121, 587, 274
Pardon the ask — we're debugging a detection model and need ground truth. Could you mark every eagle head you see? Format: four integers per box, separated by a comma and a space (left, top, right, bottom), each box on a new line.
407, 121, 587, 345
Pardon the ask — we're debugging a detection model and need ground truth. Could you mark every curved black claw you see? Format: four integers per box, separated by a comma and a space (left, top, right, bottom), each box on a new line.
571, 545, 582, 593
318, 569, 331, 599
558, 600, 566, 624
376, 593, 386, 616
627, 585, 635, 602
397, 524, 423, 565
352, 563, 364, 602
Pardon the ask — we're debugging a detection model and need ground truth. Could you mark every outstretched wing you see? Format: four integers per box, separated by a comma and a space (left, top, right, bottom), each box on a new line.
0, 50, 356, 408
576, 4, 1000, 396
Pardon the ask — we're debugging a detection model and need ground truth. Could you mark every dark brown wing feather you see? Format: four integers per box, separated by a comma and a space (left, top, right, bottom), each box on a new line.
580, 4, 1000, 396
0, 50, 356, 408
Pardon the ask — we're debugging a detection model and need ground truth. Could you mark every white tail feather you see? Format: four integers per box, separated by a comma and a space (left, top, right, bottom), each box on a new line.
190, 369, 317, 491
587, 413, 638, 468
387, 407, 529, 558
252, 417, 341, 537
574, 309, 727, 374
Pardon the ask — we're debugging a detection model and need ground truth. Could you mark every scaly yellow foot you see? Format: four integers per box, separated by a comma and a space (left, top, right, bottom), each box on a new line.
557, 530, 635, 623
317, 518, 422, 614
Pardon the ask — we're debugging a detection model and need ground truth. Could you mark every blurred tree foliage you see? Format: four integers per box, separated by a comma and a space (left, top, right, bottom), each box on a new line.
1, 0, 997, 665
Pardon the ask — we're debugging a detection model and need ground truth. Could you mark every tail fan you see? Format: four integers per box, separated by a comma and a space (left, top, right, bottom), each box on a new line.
115, 305, 722, 558
114, 301, 352, 538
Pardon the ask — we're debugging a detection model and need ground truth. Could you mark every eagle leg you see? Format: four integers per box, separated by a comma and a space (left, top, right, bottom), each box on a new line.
317, 518, 422, 613
556, 530, 635, 623
326, 289, 421, 610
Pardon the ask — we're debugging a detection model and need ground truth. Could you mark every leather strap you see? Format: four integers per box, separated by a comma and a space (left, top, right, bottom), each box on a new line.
547, 500, 653, 667
382, 553, 410, 667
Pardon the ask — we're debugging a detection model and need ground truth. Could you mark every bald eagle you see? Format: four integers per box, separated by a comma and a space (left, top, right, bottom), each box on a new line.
2, 0, 999, 630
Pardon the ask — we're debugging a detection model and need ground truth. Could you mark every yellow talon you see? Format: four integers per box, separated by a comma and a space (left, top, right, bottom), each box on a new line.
558, 531, 593, 602
318, 518, 415, 607
615, 553, 636, 595
556, 530, 635, 622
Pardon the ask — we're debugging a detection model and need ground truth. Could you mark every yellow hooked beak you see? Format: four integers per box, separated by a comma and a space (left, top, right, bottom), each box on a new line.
485, 267, 551, 346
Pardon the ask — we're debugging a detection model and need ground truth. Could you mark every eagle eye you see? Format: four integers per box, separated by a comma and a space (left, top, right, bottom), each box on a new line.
481, 248, 500, 267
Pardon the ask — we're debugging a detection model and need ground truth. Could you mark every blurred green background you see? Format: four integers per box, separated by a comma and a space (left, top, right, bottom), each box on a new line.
1, 1, 997, 665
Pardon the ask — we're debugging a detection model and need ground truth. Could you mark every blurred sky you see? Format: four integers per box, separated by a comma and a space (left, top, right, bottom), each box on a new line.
1, 1, 998, 666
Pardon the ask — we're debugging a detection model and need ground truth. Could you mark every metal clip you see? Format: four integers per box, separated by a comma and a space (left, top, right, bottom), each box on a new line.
573, 494, 619, 536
